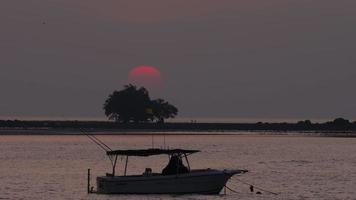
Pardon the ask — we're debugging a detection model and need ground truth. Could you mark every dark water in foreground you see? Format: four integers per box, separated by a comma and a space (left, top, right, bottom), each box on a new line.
0, 134, 355, 200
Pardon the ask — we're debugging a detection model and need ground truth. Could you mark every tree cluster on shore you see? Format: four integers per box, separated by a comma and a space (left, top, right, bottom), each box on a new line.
103, 85, 178, 123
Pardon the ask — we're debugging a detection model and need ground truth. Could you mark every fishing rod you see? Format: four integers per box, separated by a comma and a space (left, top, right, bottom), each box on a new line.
79, 128, 112, 152
79, 128, 117, 165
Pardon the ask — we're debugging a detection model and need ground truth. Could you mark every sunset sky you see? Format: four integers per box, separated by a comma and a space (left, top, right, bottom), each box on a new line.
1, 0, 356, 121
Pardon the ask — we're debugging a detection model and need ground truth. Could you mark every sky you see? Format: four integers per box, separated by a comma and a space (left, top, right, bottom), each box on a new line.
1, 0, 356, 122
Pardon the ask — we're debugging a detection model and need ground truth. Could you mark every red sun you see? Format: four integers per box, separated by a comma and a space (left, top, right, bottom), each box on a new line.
128, 65, 162, 87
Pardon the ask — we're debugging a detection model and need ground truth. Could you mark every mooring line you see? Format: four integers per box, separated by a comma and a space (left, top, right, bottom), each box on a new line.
225, 178, 280, 195
224, 185, 240, 193
236, 178, 280, 195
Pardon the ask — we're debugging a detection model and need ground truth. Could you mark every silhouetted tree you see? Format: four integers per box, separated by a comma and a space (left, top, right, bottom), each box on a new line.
331, 118, 351, 129
332, 118, 350, 126
297, 120, 312, 129
103, 85, 152, 123
151, 98, 178, 123
103, 85, 178, 123
297, 119, 312, 126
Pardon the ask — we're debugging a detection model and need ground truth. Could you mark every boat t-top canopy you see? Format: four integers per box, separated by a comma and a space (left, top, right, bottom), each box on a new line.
106, 148, 200, 157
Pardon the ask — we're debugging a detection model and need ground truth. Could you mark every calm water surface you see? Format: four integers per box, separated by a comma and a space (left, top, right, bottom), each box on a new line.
0, 134, 355, 200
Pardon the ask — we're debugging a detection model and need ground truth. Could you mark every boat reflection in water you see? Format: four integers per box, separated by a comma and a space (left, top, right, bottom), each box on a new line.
94, 148, 248, 194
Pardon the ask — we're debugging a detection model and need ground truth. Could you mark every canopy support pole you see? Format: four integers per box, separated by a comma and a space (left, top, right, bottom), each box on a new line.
124, 156, 129, 176
184, 153, 191, 171
112, 155, 118, 176
87, 168, 91, 193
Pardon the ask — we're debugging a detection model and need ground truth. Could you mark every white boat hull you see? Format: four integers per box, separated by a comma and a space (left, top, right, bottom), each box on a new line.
96, 169, 244, 194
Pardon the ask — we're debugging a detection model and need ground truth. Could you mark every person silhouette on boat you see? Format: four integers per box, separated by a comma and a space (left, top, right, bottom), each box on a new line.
162, 154, 189, 175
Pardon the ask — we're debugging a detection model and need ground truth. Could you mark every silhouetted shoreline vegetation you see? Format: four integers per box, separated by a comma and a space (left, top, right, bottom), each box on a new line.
104, 85, 178, 123
0, 118, 356, 136
1, 86, 355, 136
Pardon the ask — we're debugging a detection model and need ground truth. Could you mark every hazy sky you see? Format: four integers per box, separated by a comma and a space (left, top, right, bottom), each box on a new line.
1, 0, 356, 121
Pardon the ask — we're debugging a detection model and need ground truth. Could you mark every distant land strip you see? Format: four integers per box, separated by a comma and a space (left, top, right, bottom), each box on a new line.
0, 118, 356, 137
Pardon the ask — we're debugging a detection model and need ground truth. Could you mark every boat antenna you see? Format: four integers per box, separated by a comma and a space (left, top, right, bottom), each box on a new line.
163, 135, 166, 149
80, 128, 112, 152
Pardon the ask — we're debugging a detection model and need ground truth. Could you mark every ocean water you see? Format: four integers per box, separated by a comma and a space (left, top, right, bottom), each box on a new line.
0, 134, 355, 200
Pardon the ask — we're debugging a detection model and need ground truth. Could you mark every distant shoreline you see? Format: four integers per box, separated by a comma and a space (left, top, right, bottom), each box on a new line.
1, 119, 356, 137
0, 129, 355, 138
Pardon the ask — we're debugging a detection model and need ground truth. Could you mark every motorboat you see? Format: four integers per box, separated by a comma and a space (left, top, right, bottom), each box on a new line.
92, 148, 248, 194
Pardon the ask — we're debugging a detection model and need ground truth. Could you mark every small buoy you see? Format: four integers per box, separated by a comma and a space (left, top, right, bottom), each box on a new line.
250, 185, 254, 192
